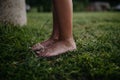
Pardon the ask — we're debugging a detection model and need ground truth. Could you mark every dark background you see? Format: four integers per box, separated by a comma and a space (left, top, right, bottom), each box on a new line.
26, 0, 120, 12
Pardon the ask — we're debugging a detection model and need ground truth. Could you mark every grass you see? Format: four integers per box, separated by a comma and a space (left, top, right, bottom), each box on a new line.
0, 12, 120, 80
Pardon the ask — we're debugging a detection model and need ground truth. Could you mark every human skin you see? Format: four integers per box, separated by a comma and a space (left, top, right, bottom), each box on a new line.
32, 0, 76, 57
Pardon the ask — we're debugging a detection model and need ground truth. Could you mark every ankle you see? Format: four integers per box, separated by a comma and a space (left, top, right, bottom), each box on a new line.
60, 37, 76, 47
59, 37, 74, 42
50, 36, 59, 41
50, 34, 59, 40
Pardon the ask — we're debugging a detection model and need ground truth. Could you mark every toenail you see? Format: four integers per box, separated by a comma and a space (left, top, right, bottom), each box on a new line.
36, 51, 40, 54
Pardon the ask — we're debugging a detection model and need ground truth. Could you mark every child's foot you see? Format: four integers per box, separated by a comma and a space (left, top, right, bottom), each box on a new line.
35, 38, 76, 57
32, 38, 58, 51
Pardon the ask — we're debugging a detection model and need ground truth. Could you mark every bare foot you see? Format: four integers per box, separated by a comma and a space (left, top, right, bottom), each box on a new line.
32, 38, 58, 51
35, 38, 76, 57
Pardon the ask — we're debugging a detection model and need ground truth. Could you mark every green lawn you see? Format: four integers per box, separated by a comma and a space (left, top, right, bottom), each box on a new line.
0, 12, 120, 80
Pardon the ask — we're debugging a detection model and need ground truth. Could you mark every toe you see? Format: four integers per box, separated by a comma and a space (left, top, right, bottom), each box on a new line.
32, 43, 40, 49
35, 50, 47, 57
35, 51, 41, 56
32, 43, 40, 48
42, 52, 49, 57
32, 43, 44, 51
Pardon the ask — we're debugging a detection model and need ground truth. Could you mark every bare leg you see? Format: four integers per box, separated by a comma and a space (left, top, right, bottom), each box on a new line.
51, 1, 59, 40
36, 0, 76, 57
54, 0, 73, 40
32, 1, 59, 51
